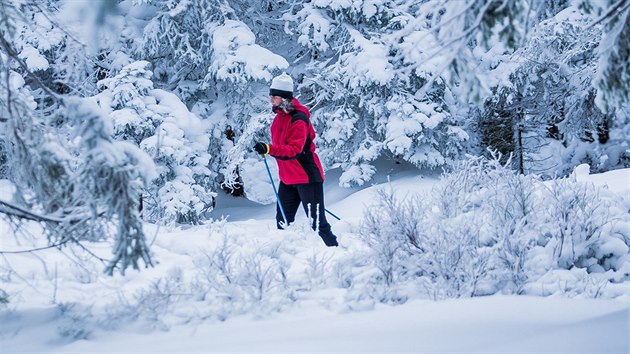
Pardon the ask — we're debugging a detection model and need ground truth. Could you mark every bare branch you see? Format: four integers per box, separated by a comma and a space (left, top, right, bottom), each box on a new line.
0, 199, 63, 223
586, 0, 629, 29
0, 240, 69, 254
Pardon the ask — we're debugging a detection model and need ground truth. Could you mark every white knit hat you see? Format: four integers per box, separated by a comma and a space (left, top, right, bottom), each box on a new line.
269, 73, 293, 99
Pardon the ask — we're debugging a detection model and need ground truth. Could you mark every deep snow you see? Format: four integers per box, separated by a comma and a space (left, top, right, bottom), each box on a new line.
1, 163, 628, 354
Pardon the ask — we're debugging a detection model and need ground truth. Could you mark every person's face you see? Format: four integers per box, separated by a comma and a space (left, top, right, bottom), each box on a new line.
269, 95, 282, 106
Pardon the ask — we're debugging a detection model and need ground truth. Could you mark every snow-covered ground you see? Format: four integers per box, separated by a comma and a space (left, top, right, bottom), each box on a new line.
1, 163, 629, 353
7, 296, 627, 353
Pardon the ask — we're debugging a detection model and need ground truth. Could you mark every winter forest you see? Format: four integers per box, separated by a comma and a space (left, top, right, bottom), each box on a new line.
1, 0, 629, 352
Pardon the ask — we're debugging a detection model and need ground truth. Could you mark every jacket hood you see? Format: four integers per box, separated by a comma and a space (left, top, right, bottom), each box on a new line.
291, 98, 310, 118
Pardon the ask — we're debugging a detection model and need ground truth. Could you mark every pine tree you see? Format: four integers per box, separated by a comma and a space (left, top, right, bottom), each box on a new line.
0, 0, 153, 274
477, 1, 629, 175
129, 0, 288, 194
97, 60, 216, 224
279, 1, 470, 186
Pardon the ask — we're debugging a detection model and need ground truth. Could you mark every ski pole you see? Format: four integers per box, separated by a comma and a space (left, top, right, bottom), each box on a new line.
325, 208, 341, 221
263, 155, 341, 222
263, 155, 288, 226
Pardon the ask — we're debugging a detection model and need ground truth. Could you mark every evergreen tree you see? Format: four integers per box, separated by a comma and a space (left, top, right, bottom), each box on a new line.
477, 2, 629, 175
127, 0, 288, 193
279, 1, 470, 186
1, 0, 153, 274
589, 0, 630, 112
96, 60, 216, 224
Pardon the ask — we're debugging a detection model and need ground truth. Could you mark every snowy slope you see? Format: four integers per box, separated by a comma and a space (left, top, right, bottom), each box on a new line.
12, 296, 628, 353
0, 165, 628, 353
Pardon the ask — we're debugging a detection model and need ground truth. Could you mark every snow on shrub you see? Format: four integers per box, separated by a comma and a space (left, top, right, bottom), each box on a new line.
358, 154, 630, 301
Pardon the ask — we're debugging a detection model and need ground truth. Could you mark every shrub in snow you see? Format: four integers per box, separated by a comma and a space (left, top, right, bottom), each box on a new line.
97, 61, 216, 224
535, 170, 626, 288
115, 221, 304, 324
358, 154, 630, 300
360, 185, 421, 287
130, 267, 186, 330
541, 177, 609, 270
417, 157, 511, 298
521, 268, 611, 298
442, 153, 541, 293
55, 302, 93, 340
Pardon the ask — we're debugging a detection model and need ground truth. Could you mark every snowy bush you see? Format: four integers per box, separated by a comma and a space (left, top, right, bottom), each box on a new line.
110, 221, 304, 325
359, 183, 494, 299
55, 302, 93, 340
359, 185, 423, 287
131, 267, 187, 330
540, 176, 613, 270
358, 154, 630, 300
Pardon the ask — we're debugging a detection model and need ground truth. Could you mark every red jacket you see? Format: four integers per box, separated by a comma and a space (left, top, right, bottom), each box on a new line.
268, 98, 325, 185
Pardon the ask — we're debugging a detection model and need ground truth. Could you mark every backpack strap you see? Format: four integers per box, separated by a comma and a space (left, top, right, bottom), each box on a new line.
290, 110, 312, 153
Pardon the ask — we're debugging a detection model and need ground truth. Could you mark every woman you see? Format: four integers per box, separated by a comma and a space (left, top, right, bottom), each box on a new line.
254, 73, 338, 247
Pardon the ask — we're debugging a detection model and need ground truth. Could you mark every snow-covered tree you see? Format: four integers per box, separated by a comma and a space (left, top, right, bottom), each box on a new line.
0, 0, 154, 274
64, 0, 630, 190
96, 60, 216, 224
0, 73, 154, 275
126, 0, 288, 193
588, 0, 630, 112
278, 1, 470, 186
476, 3, 630, 175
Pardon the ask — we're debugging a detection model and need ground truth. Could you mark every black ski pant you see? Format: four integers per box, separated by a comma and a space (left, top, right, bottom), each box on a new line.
276, 181, 337, 246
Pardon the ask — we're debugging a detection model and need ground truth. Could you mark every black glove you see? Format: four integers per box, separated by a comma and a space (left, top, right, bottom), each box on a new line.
254, 142, 269, 155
